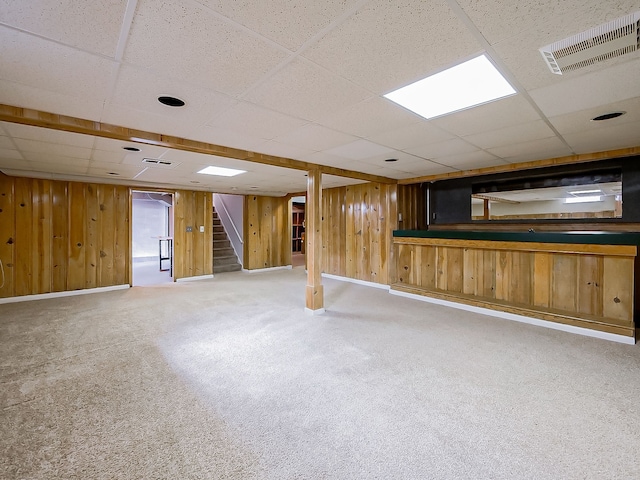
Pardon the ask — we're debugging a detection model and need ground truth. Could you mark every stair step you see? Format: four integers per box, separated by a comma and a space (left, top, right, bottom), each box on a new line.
214, 255, 240, 266
213, 239, 231, 248
214, 263, 242, 273
213, 232, 227, 240
214, 247, 235, 256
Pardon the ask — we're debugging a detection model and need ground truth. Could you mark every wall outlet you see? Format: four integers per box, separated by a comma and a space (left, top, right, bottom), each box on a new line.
199, 225, 205, 233
186, 226, 192, 232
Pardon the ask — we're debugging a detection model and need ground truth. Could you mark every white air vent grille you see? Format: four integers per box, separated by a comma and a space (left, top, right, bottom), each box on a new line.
142, 158, 177, 168
540, 11, 640, 74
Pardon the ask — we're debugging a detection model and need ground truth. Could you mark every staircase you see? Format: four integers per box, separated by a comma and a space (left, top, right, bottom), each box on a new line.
213, 207, 242, 273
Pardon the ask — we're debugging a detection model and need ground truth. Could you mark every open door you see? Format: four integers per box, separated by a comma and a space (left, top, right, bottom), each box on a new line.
131, 191, 174, 286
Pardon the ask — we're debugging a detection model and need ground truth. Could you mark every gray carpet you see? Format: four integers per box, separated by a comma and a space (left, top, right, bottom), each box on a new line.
1, 268, 639, 479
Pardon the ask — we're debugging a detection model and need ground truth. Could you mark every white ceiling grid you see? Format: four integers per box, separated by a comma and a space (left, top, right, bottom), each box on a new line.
0, 0, 638, 195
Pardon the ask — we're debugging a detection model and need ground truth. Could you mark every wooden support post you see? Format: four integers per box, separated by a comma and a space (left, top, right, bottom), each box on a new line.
483, 199, 490, 220
305, 168, 324, 314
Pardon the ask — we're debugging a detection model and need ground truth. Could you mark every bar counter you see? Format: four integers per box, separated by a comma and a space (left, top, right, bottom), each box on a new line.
392, 230, 639, 341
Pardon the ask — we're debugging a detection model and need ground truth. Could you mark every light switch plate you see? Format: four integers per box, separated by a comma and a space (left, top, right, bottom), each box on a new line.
199, 226, 205, 233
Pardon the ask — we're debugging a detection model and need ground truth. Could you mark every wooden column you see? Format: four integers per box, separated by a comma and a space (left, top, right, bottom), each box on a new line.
306, 168, 324, 313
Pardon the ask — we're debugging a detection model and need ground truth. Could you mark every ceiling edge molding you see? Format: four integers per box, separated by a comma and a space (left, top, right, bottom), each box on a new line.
0, 104, 397, 185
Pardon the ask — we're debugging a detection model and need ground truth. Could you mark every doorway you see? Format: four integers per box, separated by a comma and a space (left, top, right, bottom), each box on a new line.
132, 191, 174, 286
291, 195, 305, 268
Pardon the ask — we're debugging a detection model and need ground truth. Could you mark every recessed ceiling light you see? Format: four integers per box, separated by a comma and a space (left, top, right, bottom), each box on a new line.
384, 54, 516, 119
190, 181, 200, 184
107, 172, 120, 176
384, 158, 398, 162
250, 186, 259, 189
197, 166, 246, 177
158, 95, 186, 107
591, 112, 625, 121
123, 146, 141, 152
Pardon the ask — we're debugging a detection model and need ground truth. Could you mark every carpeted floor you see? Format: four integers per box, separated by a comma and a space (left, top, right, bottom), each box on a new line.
1, 268, 639, 479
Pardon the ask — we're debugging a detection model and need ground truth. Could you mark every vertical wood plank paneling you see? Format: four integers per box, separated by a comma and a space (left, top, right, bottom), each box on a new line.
510, 251, 532, 306
14, 177, 33, 296
243, 195, 290, 270
203, 192, 213, 276
577, 255, 603, 317
345, 186, 356, 279
463, 248, 477, 295
551, 255, 577, 312
67, 182, 86, 291
396, 243, 413, 285
481, 250, 496, 299
51, 181, 68, 292
32, 179, 53, 294
445, 247, 463, 293
436, 246, 448, 291
114, 186, 129, 285
495, 251, 511, 301
84, 184, 99, 289
98, 185, 115, 287
397, 183, 427, 231
533, 252, 551, 308
173, 190, 213, 279
420, 245, 436, 289
174, 190, 186, 279
602, 257, 634, 322
0, 174, 16, 298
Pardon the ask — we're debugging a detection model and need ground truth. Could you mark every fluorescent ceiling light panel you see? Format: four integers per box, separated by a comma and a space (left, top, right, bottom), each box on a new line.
565, 195, 601, 204
569, 189, 601, 195
197, 166, 246, 177
384, 55, 516, 119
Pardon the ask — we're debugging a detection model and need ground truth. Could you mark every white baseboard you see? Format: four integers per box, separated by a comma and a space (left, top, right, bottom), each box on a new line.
176, 274, 214, 283
0, 284, 130, 305
242, 265, 292, 273
389, 288, 635, 345
321, 273, 390, 291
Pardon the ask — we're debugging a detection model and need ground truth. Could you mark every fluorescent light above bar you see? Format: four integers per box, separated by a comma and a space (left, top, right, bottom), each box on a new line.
197, 166, 246, 177
384, 54, 516, 119
564, 195, 602, 204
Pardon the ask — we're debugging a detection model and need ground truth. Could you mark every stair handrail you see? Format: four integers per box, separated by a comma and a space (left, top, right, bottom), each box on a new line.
217, 195, 243, 245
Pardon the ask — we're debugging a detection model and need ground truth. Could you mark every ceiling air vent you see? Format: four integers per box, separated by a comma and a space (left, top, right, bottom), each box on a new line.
142, 158, 176, 168
540, 11, 640, 74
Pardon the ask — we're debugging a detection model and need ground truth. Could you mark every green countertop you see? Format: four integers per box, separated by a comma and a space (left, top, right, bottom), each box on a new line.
393, 230, 640, 245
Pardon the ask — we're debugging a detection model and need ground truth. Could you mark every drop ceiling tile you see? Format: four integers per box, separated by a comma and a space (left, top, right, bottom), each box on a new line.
194, 0, 362, 51
464, 120, 557, 149
305, 151, 354, 168
366, 121, 455, 151
123, 0, 288, 96
549, 97, 640, 135
488, 136, 572, 163
0, 28, 114, 101
206, 102, 307, 141
0, 135, 16, 150
252, 140, 316, 160
315, 96, 421, 138
0, 1, 128, 57
401, 163, 458, 177
406, 138, 480, 160
26, 161, 89, 175
4, 124, 95, 148
243, 58, 371, 122
272, 124, 358, 152
563, 120, 640, 154
529, 59, 640, 118
15, 139, 92, 160
455, 0, 636, 45
87, 164, 146, 179
0, 149, 23, 162
0, 81, 105, 121
92, 138, 169, 157
106, 65, 237, 134
21, 153, 91, 167
192, 125, 266, 152
90, 149, 128, 164
324, 139, 395, 160
434, 150, 506, 169
303, 0, 481, 94
430, 95, 541, 137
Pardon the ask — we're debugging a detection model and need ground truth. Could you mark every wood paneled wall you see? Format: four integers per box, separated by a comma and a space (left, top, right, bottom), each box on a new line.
322, 183, 398, 285
393, 237, 636, 337
243, 195, 290, 270
397, 183, 427, 231
0, 175, 129, 298
173, 190, 213, 280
